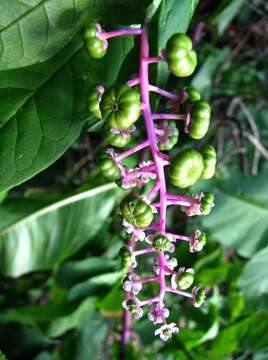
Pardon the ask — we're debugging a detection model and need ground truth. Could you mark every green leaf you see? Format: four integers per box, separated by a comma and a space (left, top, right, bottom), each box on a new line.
74, 312, 108, 360
201, 172, 268, 257
68, 271, 123, 301
0, 183, 123, 276
191, 47, 230, 99
239, 246, 268, 310
48, 297, 96, 337
98, 280, 124, 317
0, 26, 134, 190
0, 351, 7, 360
211, 0, 246, 35
57, 257, 117, 287
0, 0, 151, 70
210, 313, 268, 359
156, 0, 200, 86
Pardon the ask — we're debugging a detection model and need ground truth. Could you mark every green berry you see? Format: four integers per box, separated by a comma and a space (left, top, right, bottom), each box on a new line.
88, 87, 103, 119
176, 269, 194, 290
200, 192, 215, 215
153, 236, 171, 252
191, 231, 206, 252
200, 145, 217, 179
119, 246, 132, 270
100, 84, 141, 129
166, 33, 197, 77
103, 124, 132, 148
188, 101, 211, 140
97, 149, 121, 181
185, 85, 201, 103
84, 23, 107, 59
169, 148, 204, 188
193, 287, 206, 308
120, 197, 154, 228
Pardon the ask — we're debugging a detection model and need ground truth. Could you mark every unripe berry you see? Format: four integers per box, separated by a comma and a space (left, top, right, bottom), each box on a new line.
169, 148, 204, 188
166, 33, 197, 77
200, 145, 217, 179
120, 197, 154, 228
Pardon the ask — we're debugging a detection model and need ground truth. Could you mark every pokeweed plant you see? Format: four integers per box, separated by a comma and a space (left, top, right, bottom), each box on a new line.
85, 22, 216, 347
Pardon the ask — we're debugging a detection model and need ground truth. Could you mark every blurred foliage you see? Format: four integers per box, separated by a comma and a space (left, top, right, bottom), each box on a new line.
0, 0, 267, 359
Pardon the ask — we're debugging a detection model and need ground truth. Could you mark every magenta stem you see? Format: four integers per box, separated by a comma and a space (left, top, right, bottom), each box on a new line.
116, 140, 150, 161
125, 164, 155, 178
146, 181, 160, 200
101, 28, 142, 40
120, 237, 135, 359
152, 113, 186, 120
166, 286, 193, 299
149, 85, 177, 99
136, 275, 159, 283
127, 78, 140, 87
134, 247, 155, 256
139, 25, 168, 311
145, 56, 164, 64
139, 296, 159, 306
166, 233, 191, 242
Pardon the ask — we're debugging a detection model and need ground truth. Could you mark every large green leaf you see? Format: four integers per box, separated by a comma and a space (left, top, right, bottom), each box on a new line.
209, 313, 268, 359
156, 0, 200, 86
201, 171, 268, 257
0, 30, 133, 191
239, 246, 268, 310
0, 183, 123, 277
75, 312, 108, 360
0, 0, 152, 70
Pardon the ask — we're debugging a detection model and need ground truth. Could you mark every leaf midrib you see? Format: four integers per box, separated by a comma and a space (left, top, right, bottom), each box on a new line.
0, 183, 118, 235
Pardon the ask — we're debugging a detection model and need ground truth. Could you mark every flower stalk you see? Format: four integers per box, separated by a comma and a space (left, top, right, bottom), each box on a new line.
85, 20, 215, 356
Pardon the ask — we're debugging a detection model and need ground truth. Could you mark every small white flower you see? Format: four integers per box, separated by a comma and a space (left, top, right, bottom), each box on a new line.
148, 305, 169, 324
122, 219, 145, 242
155, 323, 179, 341
122, 299, 143, 319
181, 193, 204, 217
122, 274, 143, 295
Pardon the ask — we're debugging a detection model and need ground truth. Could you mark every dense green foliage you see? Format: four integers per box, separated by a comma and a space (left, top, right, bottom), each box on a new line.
0, 0, 267, 359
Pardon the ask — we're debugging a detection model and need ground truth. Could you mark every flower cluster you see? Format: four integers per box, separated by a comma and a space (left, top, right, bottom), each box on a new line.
85, 23, 216, 343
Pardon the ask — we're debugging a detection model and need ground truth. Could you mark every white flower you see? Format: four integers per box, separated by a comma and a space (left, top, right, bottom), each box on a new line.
148, 306, 169, 324
122, 274, 142, 295
155, 323, 179, 341
122, 219, 146, 242
181, 192, 204, 217
122, 299, 143, 319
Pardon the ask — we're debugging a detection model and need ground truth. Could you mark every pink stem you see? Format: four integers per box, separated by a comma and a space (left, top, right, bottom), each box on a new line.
165, 286, 193, 299
120, 237, 135, 359
145, 56, 164, 64
166, 233, 191, 242
127, 78, 140, 87
116, 140, 150, 161
146, 181, 160, 200
125, 164, 155, 178
139, 296, 159, 306
134, 247, 155, 256
140, 25, 167, 310
149, 85, 177, 99
135, 275, 159, 283
152, 113, 186, 120
101, 28, 142, 40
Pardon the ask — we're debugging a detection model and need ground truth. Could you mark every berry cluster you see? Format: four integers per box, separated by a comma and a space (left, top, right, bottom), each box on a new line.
85, 23, 216, 343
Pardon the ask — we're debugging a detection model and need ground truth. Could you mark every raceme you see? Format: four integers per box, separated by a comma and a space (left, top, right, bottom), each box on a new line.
85, 22, 216, 345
